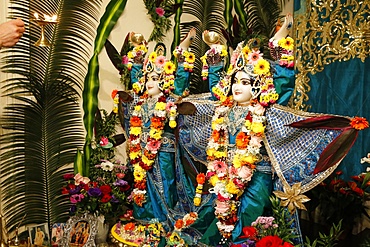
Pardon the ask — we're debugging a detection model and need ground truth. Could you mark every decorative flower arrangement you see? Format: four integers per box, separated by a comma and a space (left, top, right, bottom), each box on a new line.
143, 0, 180, 42
166, 212, 198, 247
112, 221, 165, 246
307, 162, 370, 228
122, 44, 148, 71
62, 160, 132, 222
227, 196, 298, 247
269, 36, 294, 68
201, 45, 228, 80
129, 92, 178, 206
201, 98, 267, 241
132, 51, 176, 95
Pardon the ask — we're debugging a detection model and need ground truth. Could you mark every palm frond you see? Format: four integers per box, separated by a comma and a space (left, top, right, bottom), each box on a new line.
0, 0, 102, 232
181, 0, 226, 94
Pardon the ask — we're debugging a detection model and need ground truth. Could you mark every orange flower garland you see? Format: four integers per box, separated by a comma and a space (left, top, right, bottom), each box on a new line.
129, 92, 178, 206
203, 98, 266, 241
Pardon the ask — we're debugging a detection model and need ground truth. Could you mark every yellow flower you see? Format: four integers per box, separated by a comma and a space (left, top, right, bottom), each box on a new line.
137, 225, 146, 232
149, 129, 163, 140
134, 169, 145, 181
137, 44, 147, 52
200, 55, 207, 64
214, 151, 227, 159
132, 82, 141, 93
129, 127, 142, 135
169, 120, 177, 128
251, 122, 265, 134
226, 181, 239, 194
245, 119, 252, 128
170, 109, 177, 116
169, 232, 180, 242
278, 37, 294, 51
215, 117, 224, 124
129, 151, 141, 160
232, 154, 242, 168
134, 105, 141, 112
242, 45, 251, 56
254, 59, 270, 75
209, 175, 219, 186
127, 51, 134, 59
164, 61, 176, 74
155, 102, 166, 111
149, 52, 157, 62
221, 47, 228, 57
142, 155, 154, 166
194, 197, 201, 206
185, 52, 196, 63
243, 154, 257, 164
206, 148, 216, 157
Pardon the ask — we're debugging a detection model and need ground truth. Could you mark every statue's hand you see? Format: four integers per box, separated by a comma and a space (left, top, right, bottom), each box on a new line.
179, 27, 196, 50
273, 13, 293, 41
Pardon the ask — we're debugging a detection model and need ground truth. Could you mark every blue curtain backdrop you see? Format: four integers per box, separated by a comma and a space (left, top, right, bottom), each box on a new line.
294, 1, 370, 178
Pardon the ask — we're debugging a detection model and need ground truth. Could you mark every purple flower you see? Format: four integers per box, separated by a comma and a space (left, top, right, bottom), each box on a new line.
69, 186, 82, 195
155, 7, 165, 17
88, 187, 102, 197
113, 179, 128, 187
70, 205, 76, 213
111, 195, 119, 203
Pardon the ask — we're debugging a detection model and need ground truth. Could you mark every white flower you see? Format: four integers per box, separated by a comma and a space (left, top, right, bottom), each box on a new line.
101, 161, 114, 171
360, 153, 370, 164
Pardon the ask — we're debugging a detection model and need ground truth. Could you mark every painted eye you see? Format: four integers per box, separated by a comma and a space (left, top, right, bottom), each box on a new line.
241, 80, 251, 85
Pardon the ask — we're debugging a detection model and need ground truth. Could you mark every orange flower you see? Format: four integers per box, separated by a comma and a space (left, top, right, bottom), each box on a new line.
196, 173, 206, 184
185, 219, 195, 226
189, 212, 197, 218
351, 117, 369, 130
235, 132, 250, 149
212, 130, 220, 142
111, 89, 118, 99
130, 116, 142, 127
151, 117, 165, 129
175, 219, 184, 229
124, 222, 136, 231
133, 194, 146, 207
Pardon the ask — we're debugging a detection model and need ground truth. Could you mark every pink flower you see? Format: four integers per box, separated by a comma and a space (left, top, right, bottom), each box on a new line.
117, 173, 125, 179
122, 55, 129, 64
215, 200, 230, 214
248, 50, 262, 65
250, 103, 265, 115
74, 173, 90, 185
147, 140, 161, 152
287, 61, 294, 68
212, 160, 228, 174
238, 166, 253, 181
155, 7, 165, 17
249, 136, 263, 148
228, 166, 238, 176
100, 136, 109, 146
166, 101, 175, 111
155, 56, 166, 68
70, 194, 84, 204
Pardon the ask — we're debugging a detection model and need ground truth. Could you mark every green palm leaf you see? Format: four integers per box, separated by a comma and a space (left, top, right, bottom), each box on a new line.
181, 0, 226, 94
0, 0, 101, 232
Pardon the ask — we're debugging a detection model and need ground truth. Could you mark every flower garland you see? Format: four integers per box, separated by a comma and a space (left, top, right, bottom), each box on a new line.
173, 46, 196, 72
201, 45, 228, 80
129, 92, 178, 206
124, 44, 148, 71
204, 98, 266, 241
269, 36, 294, 68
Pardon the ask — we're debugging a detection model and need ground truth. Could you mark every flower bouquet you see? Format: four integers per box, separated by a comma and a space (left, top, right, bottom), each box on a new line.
62, 159, 132, 222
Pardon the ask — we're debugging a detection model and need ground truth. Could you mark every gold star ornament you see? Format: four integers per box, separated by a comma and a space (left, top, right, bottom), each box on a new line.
273, 182, 310, 214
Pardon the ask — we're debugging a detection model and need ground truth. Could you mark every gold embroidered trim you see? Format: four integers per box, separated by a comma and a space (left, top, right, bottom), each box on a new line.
290, 0, 370, 110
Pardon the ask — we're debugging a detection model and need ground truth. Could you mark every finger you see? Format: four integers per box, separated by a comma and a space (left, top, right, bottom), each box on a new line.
14, 18, 25, 27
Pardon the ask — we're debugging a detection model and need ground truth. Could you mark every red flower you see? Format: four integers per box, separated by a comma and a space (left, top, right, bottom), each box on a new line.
62, 187, 69, 194
100, 185, 112, 194
196, 173, 206, 184
101, 194, 112, 203
240, 226, 257, 240
63, 173, 75, 180
281, 242, 294, 247
256, 236, 283, 247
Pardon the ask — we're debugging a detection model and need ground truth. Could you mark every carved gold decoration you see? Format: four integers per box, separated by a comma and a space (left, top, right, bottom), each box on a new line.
290, 0, 370, 110
273, 182, 310, 214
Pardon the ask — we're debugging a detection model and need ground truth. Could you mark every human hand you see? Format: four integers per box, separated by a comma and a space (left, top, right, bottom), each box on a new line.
179, 27, 196, 50
0, 19, 25, 48
273, 13, 293, 41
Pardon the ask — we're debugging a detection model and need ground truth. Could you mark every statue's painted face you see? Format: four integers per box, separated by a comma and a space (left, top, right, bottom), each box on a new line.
146, 72, 162, 97
232, 71, 253, 105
